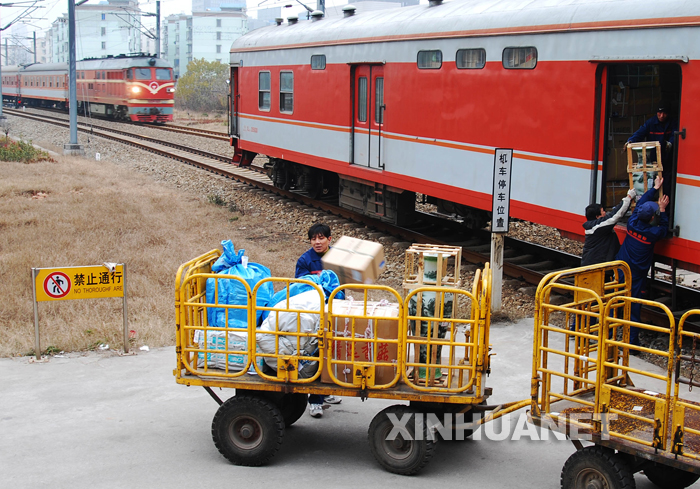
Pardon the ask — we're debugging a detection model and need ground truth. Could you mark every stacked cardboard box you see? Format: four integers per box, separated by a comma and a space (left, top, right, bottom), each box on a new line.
321, 236, 385, 284
321, 299, 400, 385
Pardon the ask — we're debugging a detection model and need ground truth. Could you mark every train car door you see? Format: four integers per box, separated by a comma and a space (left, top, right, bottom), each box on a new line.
599, 62, 682, 227
352, 64, 385, 169
229, 64, 239, 138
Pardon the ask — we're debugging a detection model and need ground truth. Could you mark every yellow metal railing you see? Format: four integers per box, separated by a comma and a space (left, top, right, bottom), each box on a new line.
531, 260, 698, 456
252, 278, 326, 383
325, 285, 404, 389
174, 250, 492, 397
532, 261, 632, 424
672, 310, 700, 460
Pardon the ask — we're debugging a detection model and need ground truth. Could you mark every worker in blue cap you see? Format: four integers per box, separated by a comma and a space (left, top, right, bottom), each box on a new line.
615, 174, 669, 348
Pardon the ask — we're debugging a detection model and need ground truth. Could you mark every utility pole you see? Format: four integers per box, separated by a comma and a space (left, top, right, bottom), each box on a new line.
155, 0, 159, 58
64, 0, 85, 155
32, 30, 35, 62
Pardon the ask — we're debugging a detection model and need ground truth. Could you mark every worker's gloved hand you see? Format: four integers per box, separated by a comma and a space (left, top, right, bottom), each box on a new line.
627, 188, 637, 200
666, 141, 673, 150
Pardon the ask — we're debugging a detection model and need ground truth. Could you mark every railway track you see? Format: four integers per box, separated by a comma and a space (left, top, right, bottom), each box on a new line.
7, 108, 699, 330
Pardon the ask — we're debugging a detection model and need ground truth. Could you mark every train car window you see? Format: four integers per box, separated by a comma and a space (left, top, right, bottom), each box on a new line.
156, 69, 171, 81
417, 50, 442, 69
258, 71, 271, 111
502, 47, 537, 69
358, 76, 367, 122
280, 71, 294, 113
96, 72, 101, 80
135, 68, 151, 80
311, 55, 326, 70
375, 77, 384, 124
126, 69, 132, 80
456, 48, 486, 69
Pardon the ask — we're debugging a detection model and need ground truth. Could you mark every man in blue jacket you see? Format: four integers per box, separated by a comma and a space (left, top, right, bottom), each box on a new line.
624, 101, 678, 197
295, 222, 342, 416
296, 222, 332, 278
615, 175, 669, 347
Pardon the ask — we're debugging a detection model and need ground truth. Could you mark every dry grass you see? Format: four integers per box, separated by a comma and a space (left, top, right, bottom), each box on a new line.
0, 155, 305, 357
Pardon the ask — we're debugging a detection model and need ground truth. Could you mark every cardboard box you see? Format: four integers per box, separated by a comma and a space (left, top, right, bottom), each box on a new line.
322, 236, 385, 284
321, 299, 399, 385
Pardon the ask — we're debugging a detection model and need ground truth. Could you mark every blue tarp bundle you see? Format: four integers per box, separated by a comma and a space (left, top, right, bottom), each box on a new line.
261, 270, 345, 322
206, 240, 274, 329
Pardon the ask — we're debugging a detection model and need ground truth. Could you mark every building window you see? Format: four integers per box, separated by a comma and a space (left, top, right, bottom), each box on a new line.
417, 50, 442, 69
258, 71, 270, 110
456, 48, 486, 69
280, 72, 293, 113
101, 13, 105, 20
216, 32, 221, 40
311, 55, 326, 70
101, 27, 106, 36
217, 19, 221, 27
216, 45, 221, 54
101, 41, 106, 50
502, 47, 537, 69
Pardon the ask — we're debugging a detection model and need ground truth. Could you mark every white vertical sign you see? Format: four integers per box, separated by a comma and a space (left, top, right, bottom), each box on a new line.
492, 149, 513, 233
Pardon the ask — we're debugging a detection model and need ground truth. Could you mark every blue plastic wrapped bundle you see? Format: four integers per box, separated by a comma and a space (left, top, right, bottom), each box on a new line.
261, 270, 345, 322
206, 240, 274, 329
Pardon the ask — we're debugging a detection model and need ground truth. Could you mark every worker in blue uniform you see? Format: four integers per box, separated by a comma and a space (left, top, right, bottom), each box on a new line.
295, 222, 342, 417
624, 101, 678, 198
615, 175, 669, 347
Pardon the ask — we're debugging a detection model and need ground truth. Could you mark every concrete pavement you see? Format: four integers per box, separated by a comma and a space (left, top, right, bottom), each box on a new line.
0, 319, 676, 488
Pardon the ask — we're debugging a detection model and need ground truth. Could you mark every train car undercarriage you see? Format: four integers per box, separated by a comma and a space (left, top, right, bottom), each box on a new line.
261, 156, 488, 229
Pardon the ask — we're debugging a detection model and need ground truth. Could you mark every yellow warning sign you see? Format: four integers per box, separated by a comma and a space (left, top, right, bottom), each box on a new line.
35, 265, 124, 302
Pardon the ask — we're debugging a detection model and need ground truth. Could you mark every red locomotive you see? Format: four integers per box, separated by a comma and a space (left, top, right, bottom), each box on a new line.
1, 54, 175, 123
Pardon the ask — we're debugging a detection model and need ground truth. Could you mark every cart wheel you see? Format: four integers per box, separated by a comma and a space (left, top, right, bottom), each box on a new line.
368, 405, 435, 475
561, 446, 634, 489
278, 393, 308, 427
211, 394, 285, 466
644, 463, 700, 489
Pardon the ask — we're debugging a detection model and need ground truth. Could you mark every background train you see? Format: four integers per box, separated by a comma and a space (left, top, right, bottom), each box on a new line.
227, 0, 700, 274
1, 54, 175, 123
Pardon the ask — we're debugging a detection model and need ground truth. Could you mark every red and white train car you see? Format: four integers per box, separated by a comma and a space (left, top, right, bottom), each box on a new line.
1, 55, 175, 123
229, 0, 700, 272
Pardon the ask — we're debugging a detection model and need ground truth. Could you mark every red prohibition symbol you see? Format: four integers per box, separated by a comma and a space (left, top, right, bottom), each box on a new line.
43, 272, 72, 299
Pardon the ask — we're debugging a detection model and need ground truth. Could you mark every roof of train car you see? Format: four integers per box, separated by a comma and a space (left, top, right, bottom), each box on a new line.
77, 56, 173, 70
20, 63, 69, 73
6, 57, 173, 74
231, 0, 700, 52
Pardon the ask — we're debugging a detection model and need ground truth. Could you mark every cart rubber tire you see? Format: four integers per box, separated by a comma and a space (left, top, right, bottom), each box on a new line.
644, 464, 700, 489
211, 394, 285, 466
368, 405, 435, 475
561, 446, 635, 489
278, 393, 308, 427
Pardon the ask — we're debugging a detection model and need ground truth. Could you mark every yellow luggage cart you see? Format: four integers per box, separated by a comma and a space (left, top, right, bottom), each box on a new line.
174, 249, 494, 474
530, 261, 700, 489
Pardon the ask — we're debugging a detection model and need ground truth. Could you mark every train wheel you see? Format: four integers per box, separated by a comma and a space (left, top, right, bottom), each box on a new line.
277, 393, 308, 427
211, 394, 285, 466
368, 405, 435, 475
561, 446, 634, 489
644, 463, 699, 489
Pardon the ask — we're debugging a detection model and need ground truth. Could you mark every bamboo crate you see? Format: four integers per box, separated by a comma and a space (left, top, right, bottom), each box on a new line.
626, 141, 663, 198
403, 244, 462, 290
403, 244, 464, 388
